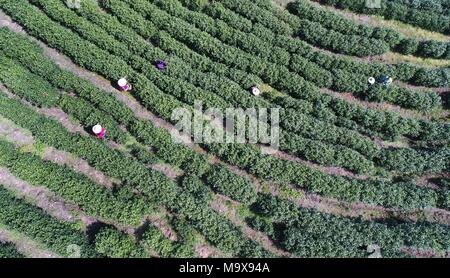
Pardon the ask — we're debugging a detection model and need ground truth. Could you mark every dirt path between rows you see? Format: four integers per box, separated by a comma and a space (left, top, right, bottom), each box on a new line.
211, 195, 293, 257
0, 228, 59, 258
42, 147, 115, 189
0, 12, 389, 183
0, 168, 77, 223
0, 116, 35, 146
3, 9, 449, 252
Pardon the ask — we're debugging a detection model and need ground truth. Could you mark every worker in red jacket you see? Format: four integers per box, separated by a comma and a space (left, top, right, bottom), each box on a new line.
92, 124, 106, 139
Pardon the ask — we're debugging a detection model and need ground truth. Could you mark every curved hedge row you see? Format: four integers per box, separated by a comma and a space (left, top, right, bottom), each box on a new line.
191, 3, 449, 142
288, 0, 450, 59
316, 0, 450, 34
31, 0, 379, 173
1, 0, 445, 210
0, 25, 270, 257
219, 0, 388, 58
153, 0, 291, 67
213, 0, 294, 36
0, 126, 153, 227
252, 193, 450, 257
170, 2, 441, 111
83, 0, 383, 158
378, 147, 450, 175
0, 184, 98, 258
0, 27, 259, 205
205, 142, 446, 210
169, 177, 273, 257
141, 222, 196, 258
0, 56, 128, 144
0, 82, 268, 258
0, 86, 179, 208
202, 0, 449, 88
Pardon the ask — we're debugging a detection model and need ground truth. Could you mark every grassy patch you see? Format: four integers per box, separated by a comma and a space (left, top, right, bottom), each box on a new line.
381, 52, 450, 68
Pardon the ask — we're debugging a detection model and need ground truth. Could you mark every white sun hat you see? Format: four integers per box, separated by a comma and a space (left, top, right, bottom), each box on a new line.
118, 78, 128, 87
251, 86, 261, 96
368, 77, 376, 85
92, 124, 103, 134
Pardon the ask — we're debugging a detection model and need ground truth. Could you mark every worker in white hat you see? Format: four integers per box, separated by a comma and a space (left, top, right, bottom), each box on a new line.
368, 77, 376, 85
251, 86, 261, 96
118, 78, 132, 91
92, 124, 106, 139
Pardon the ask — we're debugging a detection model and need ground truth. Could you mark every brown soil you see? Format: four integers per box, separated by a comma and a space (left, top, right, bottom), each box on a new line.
195, 243, 224, 258
39, 107, 89, 135
211, 195, 292, 257
0, 116, 35, 146
0, 168, 77, 222
150, 163, 183, 180
42, 147, 115, 189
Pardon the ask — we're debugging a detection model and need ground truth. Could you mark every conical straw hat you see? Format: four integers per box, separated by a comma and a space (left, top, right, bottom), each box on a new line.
92, 124, 102, 134
118, 78, 127, 87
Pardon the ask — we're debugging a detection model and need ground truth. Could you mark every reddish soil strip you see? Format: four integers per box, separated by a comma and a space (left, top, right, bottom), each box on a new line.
400, 246, 446, 258
3, 10, 448, 235
211, 195, 292, 257
42, 147, 115, 189
195, 242, 225, 258
0, 117, 35, 146
416, 172, 450, 189
0, 229, 59, 258
0, 168, 77, 222
150, 163, 183, 181
0, 12, 386, 185
39, 107, 89, 135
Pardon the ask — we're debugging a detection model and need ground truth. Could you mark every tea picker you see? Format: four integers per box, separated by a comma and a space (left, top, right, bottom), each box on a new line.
156, 59, 167, 71
368, 77, 376, 85
117, 78, 132, 92
92, 124, 106, 139
250, 86, 261, 96
380, 75, 393, 87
